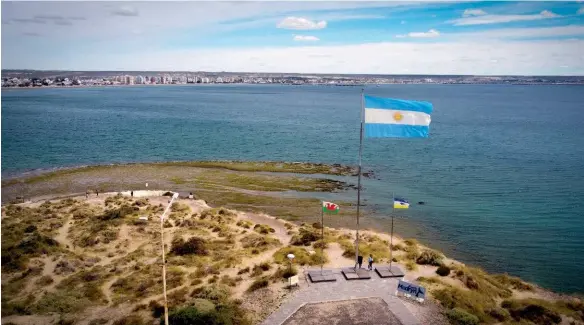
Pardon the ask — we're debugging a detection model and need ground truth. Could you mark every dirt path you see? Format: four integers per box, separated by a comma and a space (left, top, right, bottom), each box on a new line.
102, 276, 120, 305
55, 215, 74, 249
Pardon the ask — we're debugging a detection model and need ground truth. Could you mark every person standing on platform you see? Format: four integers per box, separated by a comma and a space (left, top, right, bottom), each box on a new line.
368, 254, 374, 271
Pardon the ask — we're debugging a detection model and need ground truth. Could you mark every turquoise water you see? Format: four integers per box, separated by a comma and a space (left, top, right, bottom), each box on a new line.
2, 84, 584, 293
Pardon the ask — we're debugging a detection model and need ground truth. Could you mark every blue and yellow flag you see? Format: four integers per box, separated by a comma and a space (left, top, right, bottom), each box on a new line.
394, 198, 410, 209
364, 95, 433, 138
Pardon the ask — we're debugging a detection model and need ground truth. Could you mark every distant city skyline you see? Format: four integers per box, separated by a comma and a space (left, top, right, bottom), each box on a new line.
2, 1, 584, 75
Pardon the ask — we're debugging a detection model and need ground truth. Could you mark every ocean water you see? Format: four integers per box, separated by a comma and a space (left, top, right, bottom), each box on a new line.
2, 84, 584, 293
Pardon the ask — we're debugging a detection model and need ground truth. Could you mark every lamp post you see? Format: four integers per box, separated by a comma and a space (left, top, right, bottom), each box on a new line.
287, 253, 295, 289
160, 192, 179, 325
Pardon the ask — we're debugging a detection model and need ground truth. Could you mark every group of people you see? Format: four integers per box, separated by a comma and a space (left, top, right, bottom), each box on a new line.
356, 254, 375, 271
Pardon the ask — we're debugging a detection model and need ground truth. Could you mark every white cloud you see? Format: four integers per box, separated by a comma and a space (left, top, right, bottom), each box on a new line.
462, 9, 487, 17
320, 14, 385, 21
110, 6, 139, 17
397, 29, 440, 38
450, 10, 560, 26
277, 17, 327, 30
577, 7, 584, 15
451, 25, 584, 40
57, 39, 583, 76
293, 35, 320, 41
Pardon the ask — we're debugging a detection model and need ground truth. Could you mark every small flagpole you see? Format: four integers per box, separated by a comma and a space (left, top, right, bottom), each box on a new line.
389, 192, 394, 270
321, 201, 324, 274
355, 88, 365, 269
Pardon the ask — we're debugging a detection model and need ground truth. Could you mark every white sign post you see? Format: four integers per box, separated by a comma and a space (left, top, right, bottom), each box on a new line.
396, 280, 426, 303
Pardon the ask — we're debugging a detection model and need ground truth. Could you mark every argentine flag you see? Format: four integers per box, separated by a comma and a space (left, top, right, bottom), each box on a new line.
364, 95, 433, 138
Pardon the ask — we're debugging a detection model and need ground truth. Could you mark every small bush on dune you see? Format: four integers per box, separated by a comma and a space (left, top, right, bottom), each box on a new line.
170, 237, 208, 256
248, 277, 269, 292
236, 220, 253, 229
416, 249, 444, 266
253, 224, 275, 235
191, 284, 231, 303
36, 275, 54, 286
113, 315, 144, 325
100, 205, 136, 221
405, 261, 418, 271
149, 300, 164, 318
240, 234, 280, 250
290, 228, 319, 246
492, 273, 535, 291
502, 299, 562, 324
313, 240, 328, 249
171, 202, 190, 213
237, 267, 250, 275
273, 266, 298, 280
312, 222, 322, 229
403, 238, 418, 246
166, 304, 249, 325
445, 308, 480, 325
273, 246, 327, 266
436, 265, 451, 276
487, 307, 510, 321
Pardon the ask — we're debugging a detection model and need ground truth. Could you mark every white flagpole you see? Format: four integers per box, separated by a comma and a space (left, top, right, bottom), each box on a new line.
160, 192, 178, 325
355, 89, 365, 269
389, 192, 395, 270
321, 201, 324, 274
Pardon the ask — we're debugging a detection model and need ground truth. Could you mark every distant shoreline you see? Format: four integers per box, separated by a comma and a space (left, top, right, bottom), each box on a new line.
3, 82, 584, 92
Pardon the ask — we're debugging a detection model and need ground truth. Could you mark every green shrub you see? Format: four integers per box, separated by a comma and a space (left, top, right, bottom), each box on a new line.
273, 246, 327, 266
290, 228, 319, 246
237, 267, 250, 275
113, 315, 144, 325
36, 275, 54, 286
502, 300, 562, 324
149, 300, 164, 318
253, 224, 275, 235
89, 319, 109, 325
445, 308, 480, 325
433, 285, 496, 322
416, 249, 443, 266
191, 284, 231, 303
436, 265, 451, 277
273, 266, 298, 279
248, 277, 269, 292
100, 205, 136, 220
240, 234, 280, 250
313, 240, 328, 249
492, 273, 535, 291
405, 261, 417, 271
487, 307, 510, 321
259, 262, 271, 271
166, 304, 249, 325
403, 238, 418, 246
2, 232, 60, 272
170, 237, 208, 256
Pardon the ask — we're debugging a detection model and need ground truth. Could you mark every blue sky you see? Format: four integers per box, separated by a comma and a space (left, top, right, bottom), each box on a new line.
2, 1, 584, 75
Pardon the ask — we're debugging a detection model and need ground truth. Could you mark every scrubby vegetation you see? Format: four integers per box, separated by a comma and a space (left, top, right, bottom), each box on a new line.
171, 236, 209, 256
436, 265, 451, 277
248, 277, 270, 292
273, 246, 327, 266
290, 227, 320, 246
2, 191, 582, 325
253, 224, 275, 235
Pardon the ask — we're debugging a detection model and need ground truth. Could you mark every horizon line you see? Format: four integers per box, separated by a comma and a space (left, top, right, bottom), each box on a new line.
3, 69, 584, 78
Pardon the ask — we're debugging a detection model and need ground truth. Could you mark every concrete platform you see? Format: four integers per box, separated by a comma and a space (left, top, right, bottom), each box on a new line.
375, 265, 405, 278
307, 269, 337, 283
341, 267, 372, 280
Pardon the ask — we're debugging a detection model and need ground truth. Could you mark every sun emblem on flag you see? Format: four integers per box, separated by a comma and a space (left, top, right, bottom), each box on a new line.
393, 112, 403, 121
